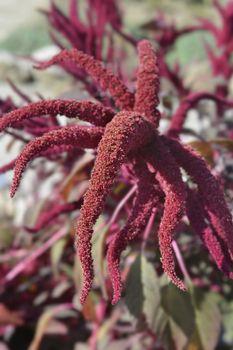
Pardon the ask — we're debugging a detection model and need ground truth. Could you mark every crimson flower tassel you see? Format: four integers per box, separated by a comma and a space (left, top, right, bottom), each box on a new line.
75, 111, 155, 303
35, 49, 135, 111
11, 126, 103, 197
134, 40, 160, 125
0, 99, 114, 131
107, 161, 161, 304
146, 137, 186, 291
1, 39, 233, 305
186, 189, 233, 278
164, 136, 233, 258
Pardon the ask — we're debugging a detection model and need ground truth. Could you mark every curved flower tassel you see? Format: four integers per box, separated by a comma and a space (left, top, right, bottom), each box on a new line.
164, 137, 233, 258
0, 144, 84, 177
146, 137, 187, 290
11, 126, 104, 197
134, 40, 160, 126
107, 162, 160, 304
75, 111, 155, 304
186, 189, 233, 278
36, 49, 135, 111
0, 99, 114, 131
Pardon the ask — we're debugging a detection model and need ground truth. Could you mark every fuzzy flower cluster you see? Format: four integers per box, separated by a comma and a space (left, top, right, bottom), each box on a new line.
1, 40, 233, 305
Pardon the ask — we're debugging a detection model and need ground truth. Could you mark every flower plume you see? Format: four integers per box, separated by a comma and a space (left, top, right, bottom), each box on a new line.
1, 39, 233, 305
35, 49, 135, 111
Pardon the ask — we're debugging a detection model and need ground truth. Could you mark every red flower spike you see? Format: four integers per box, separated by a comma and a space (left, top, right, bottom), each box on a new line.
2, 39, 233, 304
186, 189, 233, 278
135, 40, 161, 125
146, 137, 186, 291
11, 126, 104, 197
107, 161, 161, 304
0, 144, 84, 176
75, 111, 155, 303
35, 49, 135, 111
0, 99, 114, 131
164, 137, 233, 258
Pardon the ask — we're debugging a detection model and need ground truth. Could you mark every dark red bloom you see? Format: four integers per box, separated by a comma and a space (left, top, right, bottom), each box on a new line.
1, 39, 233, 305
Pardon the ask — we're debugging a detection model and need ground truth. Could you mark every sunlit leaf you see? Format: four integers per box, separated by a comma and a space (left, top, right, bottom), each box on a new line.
92, 216, 109, 299
159, 283, 195, 350
125, 254, 160, 325
28, 304, 73, 350
187, 288, 221, 350
50, 237, 66, 276
222, 301, 233, 343
74, 344, 90, 350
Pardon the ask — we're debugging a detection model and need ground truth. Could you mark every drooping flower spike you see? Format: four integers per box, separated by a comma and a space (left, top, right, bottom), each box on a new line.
2, 39, 233, 304
107, 159, 162, 304
145, 136, 187, 292
36, 49, 135, 111
75, 111, 155, 303
0, 144, 86, 177
10, 125, 104, 197
0, 99, 114, 131
163, 136, 233, 259
186, 189, 233, 278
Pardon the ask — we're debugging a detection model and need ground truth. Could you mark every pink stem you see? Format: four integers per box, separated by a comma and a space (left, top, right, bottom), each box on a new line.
172, 240, 191, 283
108, 184, 137, 227
141, 208, 157, 251
4, 227, 67, 282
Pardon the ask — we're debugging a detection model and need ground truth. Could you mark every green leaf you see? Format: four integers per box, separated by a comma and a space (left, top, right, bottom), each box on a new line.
28, 305, 70, 350
162, 284, 195, 338
159, 283, 195, 350
92, 215, 109, 299
50, 238, 66, 275
125, 255, 144, 318
222, 301, 233, 343
74, 344, 91, 350
142, 254, 161, 330
187, 288, 221, 350
125, 254, 160, 324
